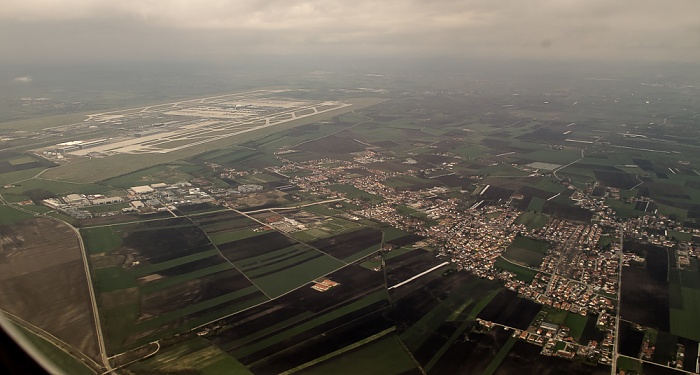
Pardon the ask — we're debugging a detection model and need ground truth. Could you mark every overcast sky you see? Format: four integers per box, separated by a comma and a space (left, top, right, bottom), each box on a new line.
1, 0, 699, 64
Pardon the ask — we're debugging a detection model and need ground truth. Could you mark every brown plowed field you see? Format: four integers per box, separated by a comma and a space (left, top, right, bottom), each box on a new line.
0, 218, 100, 362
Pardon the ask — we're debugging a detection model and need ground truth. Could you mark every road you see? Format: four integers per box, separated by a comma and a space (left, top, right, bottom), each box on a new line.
545, 234, 579, 295
65, 221, 113, 373
611, 228, 624, 375
553, 146, 586, 181
239, 198, 347, 214
1, 308, 103, 372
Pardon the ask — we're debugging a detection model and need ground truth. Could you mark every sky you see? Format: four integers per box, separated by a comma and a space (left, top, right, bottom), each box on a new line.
1, 0, 700, 65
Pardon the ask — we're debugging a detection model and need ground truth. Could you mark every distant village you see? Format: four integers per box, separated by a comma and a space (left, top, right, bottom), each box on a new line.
30, 146, 700, 368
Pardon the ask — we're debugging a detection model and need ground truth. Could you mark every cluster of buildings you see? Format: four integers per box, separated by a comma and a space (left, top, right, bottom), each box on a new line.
276, 154, 631, 366
31, 141, 699, 369
311, 278, 340, 292
41, 182, 216, 218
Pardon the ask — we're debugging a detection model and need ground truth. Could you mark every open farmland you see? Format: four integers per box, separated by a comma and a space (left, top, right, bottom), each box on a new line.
216, 230, 346, 298
297, 333, 417, 375
309, 227, 383, 263
393, 271, 504, 371
200, 264, 392, 374
0, 217, 101, 366
127, 337, 250, 375
669, 267, 700, 342
82, 217, 270, 353
620, 242, 671, 332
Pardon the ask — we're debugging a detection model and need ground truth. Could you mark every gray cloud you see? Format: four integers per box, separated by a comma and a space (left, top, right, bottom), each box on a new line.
1, 0, 699, 63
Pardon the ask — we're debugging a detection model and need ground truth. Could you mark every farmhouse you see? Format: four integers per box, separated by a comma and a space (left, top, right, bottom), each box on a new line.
311, 278, 340, 292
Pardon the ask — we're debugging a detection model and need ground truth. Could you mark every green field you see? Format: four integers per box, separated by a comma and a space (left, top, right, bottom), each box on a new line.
250, 254, 345, 297
81, 226, 124, 254
0, 167, 47, 185
0, 204, 36, 224
527, 197, 546, 213
605, 199, 642, 219
11, 323, 95, 375
401, 277, 501, 353
82, 218, 276, 352
100, 164, 194, 187
423, 288, 501, 372
669, 287, 700, 341
131, 249, 220, 277
564, 313, 589, 340
515, 211, 549, 231
493, 256, 538, 283
290, 229, 322, 242
482, 336, 517, 375
616, 356, 643, 374
302, 204, 340, 216
207, 228, 260, 245
230, 290, 388, 359
667, 230, 692, 242
298, 334, 415, 375
502, 236, 549, 267
128, 337, 251, 375
329, 184, 382, 202
542, 306, 568, 325
2, 178, 107, 201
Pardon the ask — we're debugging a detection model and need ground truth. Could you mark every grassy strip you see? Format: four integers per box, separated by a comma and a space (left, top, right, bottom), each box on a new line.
424, 289, 501, 371
130, 249, 220, 277
140, 263, 234, 295
282, 327, 396, 374
136, 287, 261, 331
231, 290, 387, 358
220, 311, 316, 352
482, 336, 517, 375
251, 256, 346, 298
244, 250, 321, 278
235, 245, 307, 269
208, 229, 260, 245
343, 245, 381, 263
11, 322, 96, 375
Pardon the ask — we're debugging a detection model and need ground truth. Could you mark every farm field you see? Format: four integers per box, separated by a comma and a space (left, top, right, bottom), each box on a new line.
82, 216, 270, 353
11, 323, 95, 375
493, 256, 538, 283
297, 333, 417, 375
201, 264, 391, 374
669, 277, 700, 342
0, 218, 101, 365
80, 205, 419, 358
515, 211, 550, 231
127, 337, 251, 375
502, 235, 549, 268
